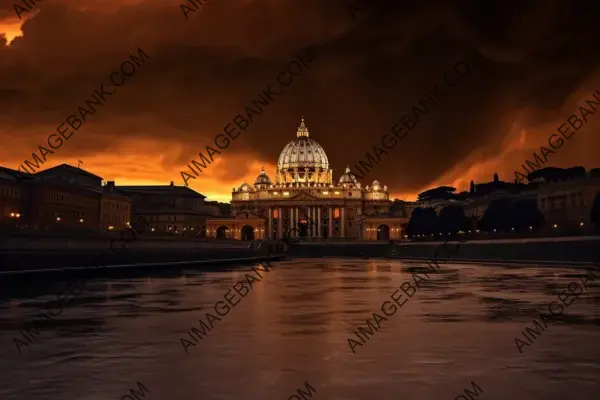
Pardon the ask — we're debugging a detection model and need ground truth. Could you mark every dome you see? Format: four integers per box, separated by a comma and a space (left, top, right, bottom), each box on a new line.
339, 165, 359, 185
277, 117, 329, 171
254, 167, 272, 186
371, 180, 381, 191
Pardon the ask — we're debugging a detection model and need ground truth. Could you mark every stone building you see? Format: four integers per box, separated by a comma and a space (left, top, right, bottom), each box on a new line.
1, 164, 131, 232
112, 181, 218, 234
536, 175, 600, 230
206, 118, 409, 240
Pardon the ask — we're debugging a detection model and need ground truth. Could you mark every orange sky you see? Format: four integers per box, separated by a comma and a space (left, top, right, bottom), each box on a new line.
1, 0, 598, 203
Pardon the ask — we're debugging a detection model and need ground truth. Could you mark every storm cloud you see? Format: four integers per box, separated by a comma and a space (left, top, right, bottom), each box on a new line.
1, 0, 599, 202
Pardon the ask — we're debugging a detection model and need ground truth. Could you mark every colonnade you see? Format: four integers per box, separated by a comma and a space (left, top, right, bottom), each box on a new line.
268, 206, 344, 239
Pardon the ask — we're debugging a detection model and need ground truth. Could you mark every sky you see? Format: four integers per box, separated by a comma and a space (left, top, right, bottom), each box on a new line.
1, 0, 599, 203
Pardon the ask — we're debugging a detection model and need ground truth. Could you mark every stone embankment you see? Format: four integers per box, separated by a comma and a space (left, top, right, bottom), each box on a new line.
0, 235, 269, 275
289, 236, 600, 265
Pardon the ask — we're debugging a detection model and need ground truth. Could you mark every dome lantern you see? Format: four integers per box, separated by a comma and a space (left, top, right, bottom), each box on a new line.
297, 116, 309, 138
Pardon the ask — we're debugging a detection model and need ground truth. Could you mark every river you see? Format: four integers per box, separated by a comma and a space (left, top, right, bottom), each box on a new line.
0, 258, 599, 400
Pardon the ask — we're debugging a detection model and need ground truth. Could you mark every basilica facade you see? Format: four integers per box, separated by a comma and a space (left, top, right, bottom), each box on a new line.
206, 118, 408, 241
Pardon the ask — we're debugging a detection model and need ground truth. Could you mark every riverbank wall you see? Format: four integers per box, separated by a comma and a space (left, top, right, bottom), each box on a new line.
288, 236, 600, 264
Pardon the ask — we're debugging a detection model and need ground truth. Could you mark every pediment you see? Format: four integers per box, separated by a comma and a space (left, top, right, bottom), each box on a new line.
289, 191, 319, 201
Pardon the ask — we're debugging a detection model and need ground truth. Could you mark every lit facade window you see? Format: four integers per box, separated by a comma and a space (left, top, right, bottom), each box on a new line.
273, 209, 279, 219
334, 208, 340, 219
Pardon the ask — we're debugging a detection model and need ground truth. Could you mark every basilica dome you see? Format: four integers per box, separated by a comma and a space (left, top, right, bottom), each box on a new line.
277, 117, 329, 171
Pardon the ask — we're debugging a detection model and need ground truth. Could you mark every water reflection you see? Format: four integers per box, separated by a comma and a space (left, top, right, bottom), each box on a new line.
0, 259, 599, 400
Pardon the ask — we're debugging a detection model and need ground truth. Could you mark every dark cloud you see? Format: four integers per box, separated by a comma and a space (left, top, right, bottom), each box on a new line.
0, 0, 599, 201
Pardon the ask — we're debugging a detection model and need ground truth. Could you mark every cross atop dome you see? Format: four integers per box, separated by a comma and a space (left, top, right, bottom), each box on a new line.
297, 116, 309, 138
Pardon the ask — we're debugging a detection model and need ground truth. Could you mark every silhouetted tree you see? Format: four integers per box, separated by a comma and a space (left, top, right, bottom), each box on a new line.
480, 199, 517, 231
470, 180, 475, 194
418, 186, 456, 201
438, 205, 469, 234
565, 166, 586, 180
592, 192, 600, 232
513, 199, 545, 231
493, 173, 499, 183
528, 167, 565, 183
407, 207, 438, 237
590, 168, 600, 178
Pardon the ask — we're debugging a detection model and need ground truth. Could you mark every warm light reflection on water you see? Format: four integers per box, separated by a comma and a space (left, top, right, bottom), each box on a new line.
0, 259, 599, 400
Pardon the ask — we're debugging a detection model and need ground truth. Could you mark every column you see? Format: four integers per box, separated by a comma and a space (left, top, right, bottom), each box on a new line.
294, 208, 299, 237
310, 206, 317, 237
268, 207, 272, 240
328, 207, 333, 238
278, 207, 283, 239
317, 207, 321, 238
341, 207, 345, 238
289, 207, 293, 235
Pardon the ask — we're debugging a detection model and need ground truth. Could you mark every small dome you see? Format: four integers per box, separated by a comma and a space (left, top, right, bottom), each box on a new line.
254, 167, 272, 186
371, 180, 381, 191
339, 165, 359, 185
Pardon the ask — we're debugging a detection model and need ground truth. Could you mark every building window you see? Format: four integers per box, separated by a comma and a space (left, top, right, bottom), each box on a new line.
273, 209, 279, 219
334, 208, 340, 219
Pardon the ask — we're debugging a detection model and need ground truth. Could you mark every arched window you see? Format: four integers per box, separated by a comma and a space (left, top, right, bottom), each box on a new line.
334, 208, 340, 219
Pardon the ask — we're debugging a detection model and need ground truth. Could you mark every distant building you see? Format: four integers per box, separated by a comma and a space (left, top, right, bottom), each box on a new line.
112, 181, 212, 234
0, 167, 31, 230
37, 164, 131, 231
206, 118, 409, 241
537, 174, 600, 230
36, 163, 103, 188
0, 163, 131, 232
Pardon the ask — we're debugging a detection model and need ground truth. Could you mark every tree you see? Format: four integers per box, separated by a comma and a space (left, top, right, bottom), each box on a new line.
590, 168, 600, 178
565, 166, 586, 180
592, 192, 600, 232
513, 199, 544, 231
470, 180, 475, 194
493, 173, 499, 183
417, 186, 456, 201
407, 207, 438, 237
528, 167, 565, 183
438, 205, 469, 234
480, 199, 517, 231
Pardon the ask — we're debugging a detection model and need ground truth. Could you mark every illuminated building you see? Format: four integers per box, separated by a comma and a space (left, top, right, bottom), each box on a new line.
206, 118, 409, 240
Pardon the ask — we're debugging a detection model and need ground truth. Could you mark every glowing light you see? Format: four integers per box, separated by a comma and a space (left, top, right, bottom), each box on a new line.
79, 219, 84, 223
56, 217, 61, 222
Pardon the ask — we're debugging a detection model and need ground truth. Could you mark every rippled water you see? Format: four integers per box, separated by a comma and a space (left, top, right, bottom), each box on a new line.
1, 259, 599, 400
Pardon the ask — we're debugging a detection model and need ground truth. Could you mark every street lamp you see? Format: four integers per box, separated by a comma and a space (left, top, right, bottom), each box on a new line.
79, 218, 84, 223
56, 217, 61, 222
